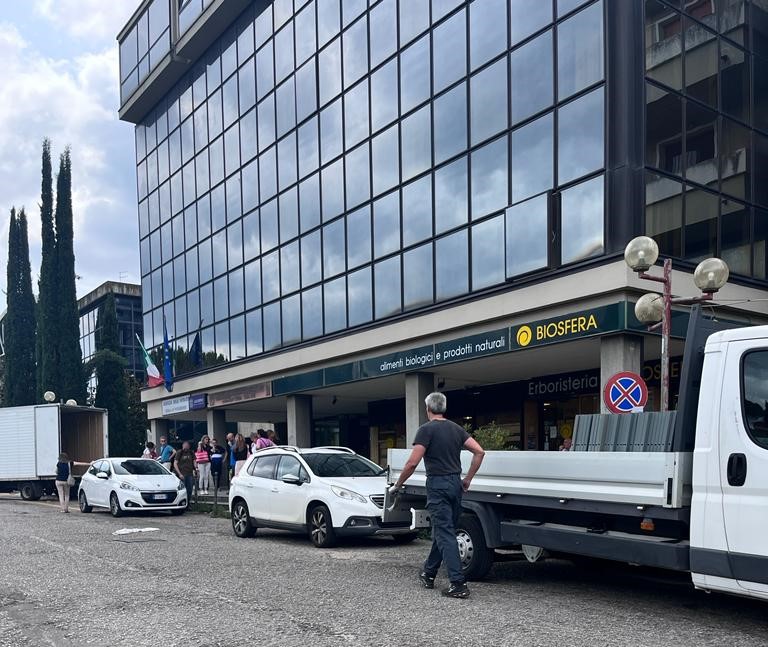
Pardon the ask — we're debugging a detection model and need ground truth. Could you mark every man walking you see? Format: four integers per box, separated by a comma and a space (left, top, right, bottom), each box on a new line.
390, 392, 485, 599
174, 441, 197, 503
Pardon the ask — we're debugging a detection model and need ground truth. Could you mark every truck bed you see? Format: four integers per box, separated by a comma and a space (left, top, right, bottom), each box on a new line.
388, 449, 693, 509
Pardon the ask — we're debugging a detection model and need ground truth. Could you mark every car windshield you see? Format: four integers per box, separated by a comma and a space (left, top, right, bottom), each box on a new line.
301, 453, 383, 477
112, 460, 169, 476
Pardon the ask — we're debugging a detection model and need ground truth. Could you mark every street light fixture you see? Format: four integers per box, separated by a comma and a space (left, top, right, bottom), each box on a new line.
624, 236, 729, 412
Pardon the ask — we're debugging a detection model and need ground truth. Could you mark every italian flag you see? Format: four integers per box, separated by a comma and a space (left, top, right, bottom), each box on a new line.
136, 334, 164, 388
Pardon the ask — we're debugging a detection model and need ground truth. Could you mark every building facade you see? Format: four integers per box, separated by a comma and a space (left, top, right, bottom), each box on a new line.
119, 0, 768, 459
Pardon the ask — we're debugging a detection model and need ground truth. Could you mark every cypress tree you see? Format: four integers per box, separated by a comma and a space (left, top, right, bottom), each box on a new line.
37, 139, 58, 398
54, 149, 86, 404
5, 208, 38, 406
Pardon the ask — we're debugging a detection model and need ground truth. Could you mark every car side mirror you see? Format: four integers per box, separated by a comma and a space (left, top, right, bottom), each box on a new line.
96, 472, 109, 480
281, 474, 303, 486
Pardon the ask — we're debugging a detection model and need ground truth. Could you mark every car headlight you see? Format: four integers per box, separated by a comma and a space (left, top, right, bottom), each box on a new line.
331, 485, 367, 504
177, 481, 185, 491
119, 482, 140, 492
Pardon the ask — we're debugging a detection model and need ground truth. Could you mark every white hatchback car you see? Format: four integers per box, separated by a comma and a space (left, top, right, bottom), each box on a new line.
229, 447, 416, 547
78, 458, 187, 517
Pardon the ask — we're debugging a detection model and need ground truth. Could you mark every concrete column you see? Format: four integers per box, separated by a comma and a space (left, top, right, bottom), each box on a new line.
287, 395, 312, 447
206, 409, 227, 445
405, 373, 434, 446
600, 334, 644, 413
149, 419, 168, 446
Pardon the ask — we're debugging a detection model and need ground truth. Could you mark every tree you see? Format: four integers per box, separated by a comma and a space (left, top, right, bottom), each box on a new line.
53, 149, 86, 404
37, 139, 58, 399
125, 373, 148, 456
4, 208, 37, 406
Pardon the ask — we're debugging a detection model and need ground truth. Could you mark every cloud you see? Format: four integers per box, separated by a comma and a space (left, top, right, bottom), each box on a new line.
0, 19, 138, 299
33, 0, 136, 43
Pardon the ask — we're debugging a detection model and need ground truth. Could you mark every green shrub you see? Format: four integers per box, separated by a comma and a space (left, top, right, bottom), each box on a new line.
468, 422, 517, 451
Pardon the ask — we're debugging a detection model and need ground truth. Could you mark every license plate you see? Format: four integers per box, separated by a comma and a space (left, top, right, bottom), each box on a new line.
152, 494, 167, 501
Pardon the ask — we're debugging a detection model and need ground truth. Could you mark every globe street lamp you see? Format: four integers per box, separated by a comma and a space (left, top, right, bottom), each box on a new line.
624, 236, 729, 412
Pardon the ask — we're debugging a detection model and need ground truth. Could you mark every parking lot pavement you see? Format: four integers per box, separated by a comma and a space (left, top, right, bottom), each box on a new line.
1, 496, 766, 647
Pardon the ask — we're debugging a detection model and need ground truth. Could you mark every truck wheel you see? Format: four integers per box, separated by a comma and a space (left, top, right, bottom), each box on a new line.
20, 482, 42, 501
109, 493, 123, 518
456, 513, 493, 581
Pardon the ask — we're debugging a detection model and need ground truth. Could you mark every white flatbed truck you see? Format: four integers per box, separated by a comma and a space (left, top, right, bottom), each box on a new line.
385, 309, 768, 602
0, 404, 108, 500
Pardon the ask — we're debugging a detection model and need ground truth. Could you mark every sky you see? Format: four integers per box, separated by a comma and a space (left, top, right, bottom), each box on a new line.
0, 0, 139, 300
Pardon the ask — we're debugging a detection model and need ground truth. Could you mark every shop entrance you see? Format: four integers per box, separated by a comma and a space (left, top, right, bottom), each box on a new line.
539, 395, 599, 450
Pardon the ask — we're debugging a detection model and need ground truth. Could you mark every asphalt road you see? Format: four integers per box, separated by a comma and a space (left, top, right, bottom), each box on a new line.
1, 495, 766, 647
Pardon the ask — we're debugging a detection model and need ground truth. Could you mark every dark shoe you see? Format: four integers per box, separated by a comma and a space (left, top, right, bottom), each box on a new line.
442, 582, 470, 599
419, 572, 436, 589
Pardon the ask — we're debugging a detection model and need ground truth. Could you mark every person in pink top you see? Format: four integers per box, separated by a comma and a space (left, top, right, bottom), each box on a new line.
254, 428, 274, 450
195, 436, 212, 494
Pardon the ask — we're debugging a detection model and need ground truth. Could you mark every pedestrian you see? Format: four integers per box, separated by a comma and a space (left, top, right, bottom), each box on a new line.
142, 441, 158, 459
195, 438, 212, 495
227, 432, 236, 480
254, 428, 274, 450
267, 429, 279, 445
209, 438, 226, 492
157, 436, 176, 470
54, 453, 87, 513
248, 431, 258, 454
174, 441, 197, 502
389, 392, 485, 599
232, 433, 249, 476
559, 438, 573, 451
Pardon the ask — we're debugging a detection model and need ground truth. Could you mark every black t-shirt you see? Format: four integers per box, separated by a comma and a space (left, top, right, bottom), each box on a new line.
413, 419, 470, 476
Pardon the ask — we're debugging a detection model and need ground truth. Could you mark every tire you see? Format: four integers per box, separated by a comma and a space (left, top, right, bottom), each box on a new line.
20, 482, 42, 501
109, 492, 123, 518
78, 490, 93, 513
309, 505, 337, 548
391, 532, 419, 544
231, 500, 256, 538
456, 513, 494, 581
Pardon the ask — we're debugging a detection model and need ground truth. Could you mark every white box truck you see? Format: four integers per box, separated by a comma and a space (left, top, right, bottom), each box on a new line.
0, 404, 108, 500
385, 308, 768, 602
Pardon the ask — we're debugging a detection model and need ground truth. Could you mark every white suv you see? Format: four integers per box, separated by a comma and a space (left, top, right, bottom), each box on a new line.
228, 446, 416, 547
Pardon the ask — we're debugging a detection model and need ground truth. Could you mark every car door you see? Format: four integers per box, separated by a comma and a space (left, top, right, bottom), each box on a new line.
242, 455, 280, 522
89, 460, 110, 507
719, 344, 768, 595
270, 456, 310, 525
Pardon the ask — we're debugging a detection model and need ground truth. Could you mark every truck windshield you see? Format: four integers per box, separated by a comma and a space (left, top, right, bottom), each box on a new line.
301, 453, 383, 477
112, 460, 170, 476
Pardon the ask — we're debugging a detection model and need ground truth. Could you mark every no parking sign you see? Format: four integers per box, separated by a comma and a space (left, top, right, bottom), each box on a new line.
603, 372, 648, 414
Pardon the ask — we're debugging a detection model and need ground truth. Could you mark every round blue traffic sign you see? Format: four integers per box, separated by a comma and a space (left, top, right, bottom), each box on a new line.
603, 371, 648, 414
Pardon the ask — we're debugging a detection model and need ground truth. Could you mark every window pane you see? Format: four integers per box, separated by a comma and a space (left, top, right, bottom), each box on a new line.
243, 210, 260, 261
229, 267, 244, 315
561, 174, 604, 264
298, 117, 320, 178
435, 157, 468, 233
470, 0, 507, 70
282, 294, 301, 345
433, 9, 466, 93
323, 218, 346, 278
296, 59, 318, 123
278, 132, 297, 191
345, 143, 371, 208
370, 0, 397, 67
281, 241, 300, 294
256, 42, 274, 101
644, 1, 682, 91
434, 82, 467, 164
259, 146, 278, 201
645, 83, 683, 175
511, 113, 553, 203
261, 199, 279, 252
324, 276, 347, 332
258, 94, 276, 152
343, 15, 368, 87
374, 256, 401, 319
302, 286, 324, 338
344, 80, 369, 149
321, 98, 343, 164
275, 24, 294, 84
246, 308, 262, 355
684, 186, 718, 262
720, 117, 750, 202
263, 302, 281, 350
318, 0, 341, 47
471, 136, 508, 219
321, 159, 345, 220
319, 37, 342, 105
276, 77, 297, 138
371, 59, 399, 132
241, 109, 257, 163
279, 188, 299, 243
372, 124, 400, 195
720, 199, 750, 276
239, 60, 256, 116
471, 214, 505, 290
295, 2, 317, 65
373, 191, 400, 258
511, 30, 553, 124
348, 266, 373, 326
433, 0, 463, 21
510, 0, 552, 45
436, 230, 468, 300
684, 18, 718, 109
557, 0, 604, 100
347, 205, 371, 268
470, 58, 508, 146
214, 275, 228, 321
506, 193, 548, 277
558, 87, 604, 185
645, 171, 683, 258
401, 34, 431, 114
403, 174, 433, 246
403, 243, 433, 309
401, 105, 432, 181
742, 352, 768, 450
400, 0, 429, 47
300, 173, 321, 232
685, 101, 717, 188
262, 250, 280, 302
301, 230, 322, 286
227, 220, 243, 268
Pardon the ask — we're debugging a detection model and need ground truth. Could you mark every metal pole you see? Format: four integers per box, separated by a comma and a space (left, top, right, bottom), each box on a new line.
661, 259, 672, 412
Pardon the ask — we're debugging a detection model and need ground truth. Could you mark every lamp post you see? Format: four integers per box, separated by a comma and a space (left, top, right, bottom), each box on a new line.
624, 236, 729, 412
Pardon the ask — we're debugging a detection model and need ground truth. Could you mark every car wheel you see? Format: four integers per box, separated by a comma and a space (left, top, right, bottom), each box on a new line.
109, 492, 123, 518
78, 490, 93, 513
309, 505, 337, 548
231, 500, 256, 538
391, 532, 419, 544
456, 513, 493, 581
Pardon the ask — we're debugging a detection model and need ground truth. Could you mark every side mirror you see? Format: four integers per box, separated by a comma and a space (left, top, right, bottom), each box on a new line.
281, 474, 303, 486
96, 472, 109, 480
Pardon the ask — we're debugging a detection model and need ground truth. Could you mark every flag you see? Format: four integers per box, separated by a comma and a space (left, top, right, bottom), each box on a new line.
136, 334, 163, 388
190, 331, 203, 368
163, 316, 173, 392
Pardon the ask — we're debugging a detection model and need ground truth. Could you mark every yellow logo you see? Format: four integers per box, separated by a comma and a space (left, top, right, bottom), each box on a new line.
516, 325, 533, 347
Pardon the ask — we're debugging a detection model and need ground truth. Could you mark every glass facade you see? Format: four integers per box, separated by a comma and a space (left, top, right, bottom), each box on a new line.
134, 0, 607, 372
644, 0, 768, 278
120, 0, 171, 103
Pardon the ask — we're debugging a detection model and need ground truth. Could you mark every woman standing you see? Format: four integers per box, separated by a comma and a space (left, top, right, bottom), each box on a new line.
233, 433, 249, 476
195, 436, 212, 494
54, 454, 86, 513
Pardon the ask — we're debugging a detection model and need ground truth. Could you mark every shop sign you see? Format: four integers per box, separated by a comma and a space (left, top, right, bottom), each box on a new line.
208, 381, 272, 407
510, 304, 622, 350
525, 370, 600, 397
162, 395, 191, 416
434, 328, 509, 365
189, 393, 207, 411
359, 345, 435, 378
